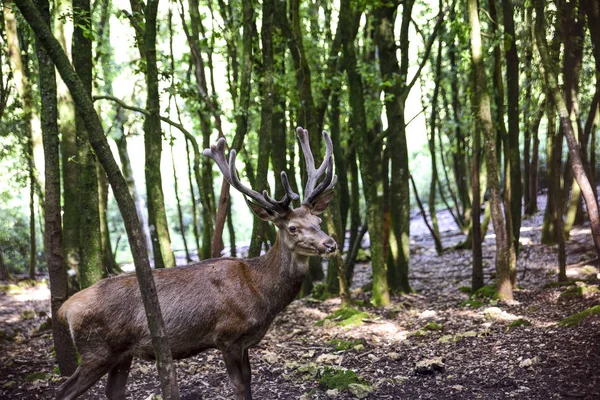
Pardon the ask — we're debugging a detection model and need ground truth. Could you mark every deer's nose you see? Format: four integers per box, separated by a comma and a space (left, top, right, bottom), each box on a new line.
323, 238, 337, 253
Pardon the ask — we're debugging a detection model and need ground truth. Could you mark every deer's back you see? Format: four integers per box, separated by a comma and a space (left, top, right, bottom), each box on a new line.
59, 258, 274, 359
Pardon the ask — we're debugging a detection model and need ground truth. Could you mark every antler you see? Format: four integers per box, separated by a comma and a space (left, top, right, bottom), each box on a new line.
297, 127, 338, 206
203, 138, 299, 214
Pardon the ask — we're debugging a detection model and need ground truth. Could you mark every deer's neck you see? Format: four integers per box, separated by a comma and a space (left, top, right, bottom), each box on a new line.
257, 233, 309, 313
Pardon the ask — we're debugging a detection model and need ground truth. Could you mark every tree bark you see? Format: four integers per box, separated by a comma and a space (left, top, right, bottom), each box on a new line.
32, 0, 78, 375
13, 0, 180, 396
502, 0, 522, 254
341, 0, 389, 306
534, 0, 600, 261
468, 0, 512, 300
73, 0, 103, 286
129, 0, 175, 269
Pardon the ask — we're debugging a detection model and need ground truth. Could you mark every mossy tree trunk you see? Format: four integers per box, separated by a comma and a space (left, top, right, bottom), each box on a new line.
32, 0, 78, 375
129, 0, 175, 269
55, 0, 79, 274
73, 0, 103, 287
340, 0, 390, 306
468, 0, 513, 300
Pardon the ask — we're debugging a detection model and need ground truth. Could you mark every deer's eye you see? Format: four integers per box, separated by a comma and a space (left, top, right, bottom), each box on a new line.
288, 226, 298, 233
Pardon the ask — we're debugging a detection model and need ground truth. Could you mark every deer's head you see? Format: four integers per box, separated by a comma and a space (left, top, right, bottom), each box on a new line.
203, 127, 338, 259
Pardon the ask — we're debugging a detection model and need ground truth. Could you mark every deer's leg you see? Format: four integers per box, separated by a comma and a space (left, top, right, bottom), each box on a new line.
222, 349, 252, 400
55, 357, 114, 400
105, 355, 133, 400
240, 348, 252, 400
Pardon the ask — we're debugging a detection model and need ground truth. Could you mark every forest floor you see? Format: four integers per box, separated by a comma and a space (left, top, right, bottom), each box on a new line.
1, 198, 600, 400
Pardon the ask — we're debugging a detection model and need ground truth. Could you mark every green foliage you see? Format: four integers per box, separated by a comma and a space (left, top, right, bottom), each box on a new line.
0, 284, 23, 294
24, 372, 48, 383
559, 305, 600, 327
318, 367, 364, 390
316, 308, 370, 327
20, 309, 36, 321
462, 284, 498, 307
423, 321, 444, 331
459, 286, 472, 294
311, 283, 336, 301
327, 338, 366, 351
508, 318, 532, 329
472, 284, 499, 300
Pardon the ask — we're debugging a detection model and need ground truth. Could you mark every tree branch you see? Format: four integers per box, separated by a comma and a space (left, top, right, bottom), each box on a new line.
406, 13, 443, 92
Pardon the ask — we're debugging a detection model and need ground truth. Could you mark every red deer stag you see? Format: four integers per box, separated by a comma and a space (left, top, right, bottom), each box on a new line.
56, 127, 337, 400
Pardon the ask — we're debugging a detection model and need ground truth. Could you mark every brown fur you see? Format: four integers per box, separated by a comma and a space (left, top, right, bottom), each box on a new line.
56, 205, 337, 400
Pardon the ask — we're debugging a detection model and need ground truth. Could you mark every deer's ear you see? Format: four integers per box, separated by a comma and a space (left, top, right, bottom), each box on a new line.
247, 200, 278, 221
308, 190, 334, 215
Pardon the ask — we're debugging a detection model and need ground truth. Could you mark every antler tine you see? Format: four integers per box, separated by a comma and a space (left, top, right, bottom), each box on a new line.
297, 128, 336, 205
281, 171, 300, 202
226, 150, 275, 210
203, 138, 232, 183
205, 138, 298, 214
258, 171, 300, 210
304, 153, 337, 205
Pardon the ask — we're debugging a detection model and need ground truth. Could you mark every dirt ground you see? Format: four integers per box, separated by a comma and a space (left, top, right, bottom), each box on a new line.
1, 201, 599, 399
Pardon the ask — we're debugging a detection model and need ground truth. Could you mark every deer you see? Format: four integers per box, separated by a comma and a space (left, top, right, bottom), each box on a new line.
55, 127, 338, 400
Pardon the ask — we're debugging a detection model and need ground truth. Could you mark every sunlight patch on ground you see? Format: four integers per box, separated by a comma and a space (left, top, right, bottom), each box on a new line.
11, 285, 50, 303
344, 321, 410, 344
296, 306, 328, 320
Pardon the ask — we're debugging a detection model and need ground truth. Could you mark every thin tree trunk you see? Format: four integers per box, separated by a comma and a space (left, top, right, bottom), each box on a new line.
502, 0, 522, 255
32, 0, 78, 375
29, 135, 36, 279
72, 0, 103, 287
185, 138, 201, 259
249, 0, 274, 258
428, 35, 443, 254
129, 0, 175, 269
56, 0, 79, 274
341, 0, 389, 306
0, 246, 8, 281
4, 5, 38, 280
13, 1, 180, 396
468, 0, 512, 300
410, 175, 444, 252
472, 109, 483, 291
525, 97, 545, 215
170, 141, 191, 263
115, 119, 153, 256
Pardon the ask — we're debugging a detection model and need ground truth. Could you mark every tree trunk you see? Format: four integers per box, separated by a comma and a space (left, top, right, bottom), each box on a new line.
249, 0, 275, 258
29, 135, 36, 279
341, 0, 389, 306
32, 0, 78, 375
170, 142, 191, 263
373, 0, 417, 294
13, 0, 181, 396
72, 0, 103, 287
184, 138, 201, 258
502, 0, 522, 254
471, 99, 484, 291
115, 119, 153, 256
97, 163, 121, 275
525, 98, 544, 215
468, 0, 512, 300
5, 5, 38, 280
427, 37, 443, 255
534, 0, 600, 260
